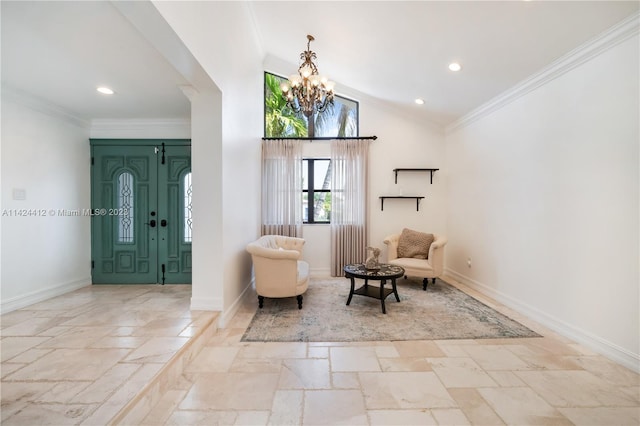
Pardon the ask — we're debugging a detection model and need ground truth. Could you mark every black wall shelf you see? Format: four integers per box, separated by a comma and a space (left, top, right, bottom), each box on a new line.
393, 168, 439, 184
379, 196, 425, 211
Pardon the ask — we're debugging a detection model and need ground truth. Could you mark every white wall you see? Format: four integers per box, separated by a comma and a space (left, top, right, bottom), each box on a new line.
301, 102, 446, 276
264, 59, 448, 276
1, 90, 91, 312
445, 34, 639, 369
152, 1, 263, 324
365, 102, 446, 266
190, 89, 224, 312
108, 0, 227, 315
89, 119, 190, 139
153, 1, 447, 318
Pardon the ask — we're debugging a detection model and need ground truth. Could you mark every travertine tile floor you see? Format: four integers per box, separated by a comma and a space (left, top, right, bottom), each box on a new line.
1, 278, 639, 425
142, 278, 640, 426
0, 285, 217, 425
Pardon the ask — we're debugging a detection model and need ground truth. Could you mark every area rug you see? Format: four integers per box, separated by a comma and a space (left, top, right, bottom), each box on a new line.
241, 277, 540, 342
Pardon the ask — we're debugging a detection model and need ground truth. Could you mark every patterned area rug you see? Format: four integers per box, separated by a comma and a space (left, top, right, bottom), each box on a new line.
241, 277, 540, 342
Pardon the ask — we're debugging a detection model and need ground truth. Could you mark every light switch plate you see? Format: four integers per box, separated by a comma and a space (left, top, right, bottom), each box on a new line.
12, 188, 26, 200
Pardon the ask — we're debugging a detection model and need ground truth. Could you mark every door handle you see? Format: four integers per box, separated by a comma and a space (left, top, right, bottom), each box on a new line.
161, 219, 167, 227
145, 220, 156, 227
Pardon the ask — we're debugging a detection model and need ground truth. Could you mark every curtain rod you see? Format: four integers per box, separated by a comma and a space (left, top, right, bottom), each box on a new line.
261, 136, 377, 141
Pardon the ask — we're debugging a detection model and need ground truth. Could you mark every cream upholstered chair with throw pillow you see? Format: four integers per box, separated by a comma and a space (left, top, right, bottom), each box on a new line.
384, 228, 447, 291
246, 235, 310, 309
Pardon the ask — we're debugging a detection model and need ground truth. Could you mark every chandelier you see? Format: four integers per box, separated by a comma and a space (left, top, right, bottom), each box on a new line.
280, 35, 335, 118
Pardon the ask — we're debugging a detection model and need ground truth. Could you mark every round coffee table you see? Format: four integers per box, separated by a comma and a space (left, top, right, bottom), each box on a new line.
343, 263, 405, 314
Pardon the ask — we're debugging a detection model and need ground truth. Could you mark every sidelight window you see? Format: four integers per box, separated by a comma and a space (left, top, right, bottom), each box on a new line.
184, 172, 192, 243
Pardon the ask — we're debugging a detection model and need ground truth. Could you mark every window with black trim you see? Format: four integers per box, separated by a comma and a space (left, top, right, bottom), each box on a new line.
264, 72, 358, 138
303, 158, 331, 224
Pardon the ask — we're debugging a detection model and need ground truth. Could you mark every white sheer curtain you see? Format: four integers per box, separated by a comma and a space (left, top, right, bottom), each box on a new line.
261, 139, 303, 237
330, 139, 370, 276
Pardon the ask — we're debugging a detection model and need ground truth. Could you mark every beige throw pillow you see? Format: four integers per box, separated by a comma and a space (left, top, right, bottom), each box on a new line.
397, 228, 434, 259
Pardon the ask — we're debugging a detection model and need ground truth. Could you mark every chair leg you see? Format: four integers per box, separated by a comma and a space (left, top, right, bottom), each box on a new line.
432, 278, 436, 285
258, 295, 264, 308
296, 295, 303, 309
422, 278, 428, 291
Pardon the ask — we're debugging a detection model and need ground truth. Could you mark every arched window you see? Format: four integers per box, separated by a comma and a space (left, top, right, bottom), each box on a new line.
118, 171, 134, 243
264, 71, 358, 138
184, 172, 192, 243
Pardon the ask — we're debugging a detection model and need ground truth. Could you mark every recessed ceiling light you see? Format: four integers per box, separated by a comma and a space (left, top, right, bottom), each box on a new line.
96, 87, 114, 95
448, 62, 462, 72
414, 98, 425, 105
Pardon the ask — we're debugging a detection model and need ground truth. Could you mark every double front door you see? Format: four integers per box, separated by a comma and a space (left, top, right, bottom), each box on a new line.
90, 140, 191, 284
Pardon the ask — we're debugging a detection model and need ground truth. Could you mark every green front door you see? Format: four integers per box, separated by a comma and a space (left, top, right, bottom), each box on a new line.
91, 140, 191, 284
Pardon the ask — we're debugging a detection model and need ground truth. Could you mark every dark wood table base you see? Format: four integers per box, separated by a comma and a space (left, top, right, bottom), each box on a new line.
344, 263, 405, 314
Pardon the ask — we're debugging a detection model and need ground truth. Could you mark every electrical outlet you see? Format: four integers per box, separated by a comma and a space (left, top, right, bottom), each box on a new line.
467, 257, 472, 268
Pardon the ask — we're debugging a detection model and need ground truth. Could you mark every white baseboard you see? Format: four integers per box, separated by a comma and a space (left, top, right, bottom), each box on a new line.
310, 268, 331, 277
217, 278, 255, 329
1, 277, 91, 314
445, 268, 640, 373
190, 296, 222, 312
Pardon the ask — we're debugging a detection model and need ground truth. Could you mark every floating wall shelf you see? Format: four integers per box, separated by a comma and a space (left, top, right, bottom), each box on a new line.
393, 168, 439, 184
379, 196, 425, 211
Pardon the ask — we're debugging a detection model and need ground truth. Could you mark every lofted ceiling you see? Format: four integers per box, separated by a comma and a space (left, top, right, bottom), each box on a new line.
250, 1, 639, 125
1, 1, 192, 121
1, 1, 638, 126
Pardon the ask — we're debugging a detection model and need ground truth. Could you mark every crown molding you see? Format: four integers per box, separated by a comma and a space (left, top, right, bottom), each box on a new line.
1, 84, 90, 129
446, 12, 640, 135
90, 118, 191, 139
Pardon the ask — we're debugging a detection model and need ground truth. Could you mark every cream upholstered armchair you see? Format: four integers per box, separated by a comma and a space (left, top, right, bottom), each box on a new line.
384, 230, 447, 291
246, 235, 310, 309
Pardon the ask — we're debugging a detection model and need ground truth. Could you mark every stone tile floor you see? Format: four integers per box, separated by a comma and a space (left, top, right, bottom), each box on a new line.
1, 285, 216, 425
142, 278, 640, 426
1, 278, 639, 425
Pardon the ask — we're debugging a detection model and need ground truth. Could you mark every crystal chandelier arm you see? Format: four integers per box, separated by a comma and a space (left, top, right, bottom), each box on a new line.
283, 34, 335, 118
